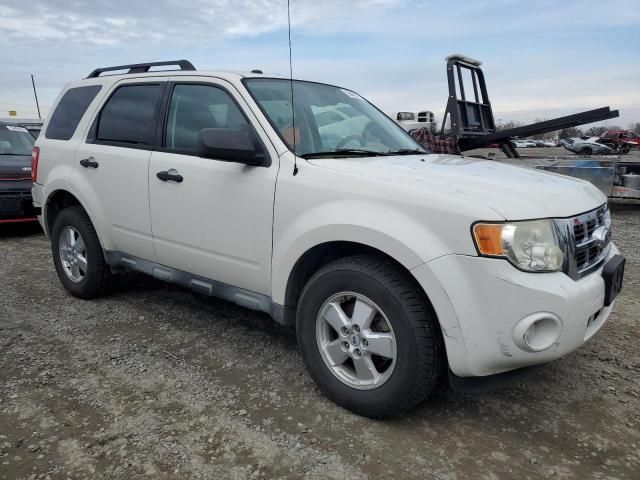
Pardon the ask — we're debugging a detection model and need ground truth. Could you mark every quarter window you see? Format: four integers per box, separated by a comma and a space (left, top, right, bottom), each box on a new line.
45, 85, 102, 140
165, 84, 250, 152
97, 84, 162, 146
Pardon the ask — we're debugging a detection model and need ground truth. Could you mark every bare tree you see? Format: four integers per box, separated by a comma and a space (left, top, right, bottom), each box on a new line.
584, 126, 608, 137
559, 127, 583, 139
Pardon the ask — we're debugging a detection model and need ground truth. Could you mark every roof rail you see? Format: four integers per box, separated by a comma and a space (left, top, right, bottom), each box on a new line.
86, 60, 196, 79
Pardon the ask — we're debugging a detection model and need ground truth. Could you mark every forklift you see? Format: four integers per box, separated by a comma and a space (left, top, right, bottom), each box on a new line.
412, 55, 640, 199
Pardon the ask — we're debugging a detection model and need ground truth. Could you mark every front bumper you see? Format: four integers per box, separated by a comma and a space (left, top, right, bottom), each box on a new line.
412, 244, 620, 377
0, 190, 38, 223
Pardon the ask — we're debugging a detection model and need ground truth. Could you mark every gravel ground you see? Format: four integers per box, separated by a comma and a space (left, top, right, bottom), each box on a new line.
1, 201, 639, 480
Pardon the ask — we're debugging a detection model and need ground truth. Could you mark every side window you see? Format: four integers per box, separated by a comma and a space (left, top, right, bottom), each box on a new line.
165, 84, 250, 152
45, 85, 102, 140
96, 84, 162, 146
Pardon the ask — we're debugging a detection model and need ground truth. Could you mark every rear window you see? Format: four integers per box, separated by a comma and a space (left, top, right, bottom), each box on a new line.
96, 84, 161, 146
45, 85, 102, 140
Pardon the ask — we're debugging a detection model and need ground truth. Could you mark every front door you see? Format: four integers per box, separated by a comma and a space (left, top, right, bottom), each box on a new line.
148, 79, 278, 295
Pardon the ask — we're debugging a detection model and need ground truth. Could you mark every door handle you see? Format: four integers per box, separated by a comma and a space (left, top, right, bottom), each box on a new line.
80, 157, 99, 168
156, 170, 183, 183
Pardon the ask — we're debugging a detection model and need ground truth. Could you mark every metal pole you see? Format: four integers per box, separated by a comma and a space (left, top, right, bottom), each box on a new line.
31, 74, 41, 119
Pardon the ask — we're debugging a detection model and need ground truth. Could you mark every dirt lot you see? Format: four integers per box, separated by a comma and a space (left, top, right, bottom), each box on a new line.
1, 202, 639, 480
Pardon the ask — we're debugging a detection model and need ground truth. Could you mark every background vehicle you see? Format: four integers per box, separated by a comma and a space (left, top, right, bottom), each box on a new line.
563, 137, 615, 155
0, 121, 38, 223
513, 139, 536, 148
0, 118, 44, 138
389, 110, 437, 133
33, 60, 624, 418
599, 130, 638, 152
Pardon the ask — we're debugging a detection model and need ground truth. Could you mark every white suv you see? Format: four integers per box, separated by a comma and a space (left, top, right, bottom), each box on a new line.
32, 60, 625, 417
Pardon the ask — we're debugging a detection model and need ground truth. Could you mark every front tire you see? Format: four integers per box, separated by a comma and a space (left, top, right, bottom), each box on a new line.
51, 206, 112, 299
296, 255, 444, 418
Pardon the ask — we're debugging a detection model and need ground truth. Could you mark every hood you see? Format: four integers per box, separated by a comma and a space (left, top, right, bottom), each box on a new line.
0, 154, 32, 181
307, 154, 606, 220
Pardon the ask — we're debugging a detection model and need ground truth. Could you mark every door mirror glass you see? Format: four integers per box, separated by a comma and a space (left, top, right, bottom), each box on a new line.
197, 128, 266, 166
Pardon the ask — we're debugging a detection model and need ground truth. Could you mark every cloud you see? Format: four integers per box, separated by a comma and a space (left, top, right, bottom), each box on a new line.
0, 0, 405, 44
0, 0, 638, 126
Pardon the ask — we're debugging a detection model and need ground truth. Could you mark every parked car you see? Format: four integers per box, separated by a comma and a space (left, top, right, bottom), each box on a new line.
599, 130, 639, 153
0, 121, 39, 223
0, 118, 44, 138
33, 61, 625, 418
563, 137, 615, 155
512, 140, 536, 148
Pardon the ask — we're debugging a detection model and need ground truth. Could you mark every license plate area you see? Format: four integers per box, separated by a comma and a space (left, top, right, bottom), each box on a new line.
602, 255, 625, 306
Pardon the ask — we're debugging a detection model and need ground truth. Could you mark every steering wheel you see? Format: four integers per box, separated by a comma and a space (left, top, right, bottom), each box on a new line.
363, 122, 392, 146
335, 135, 365, 150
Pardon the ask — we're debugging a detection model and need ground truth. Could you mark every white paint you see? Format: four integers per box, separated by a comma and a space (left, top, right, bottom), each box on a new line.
35, 69, 617, 380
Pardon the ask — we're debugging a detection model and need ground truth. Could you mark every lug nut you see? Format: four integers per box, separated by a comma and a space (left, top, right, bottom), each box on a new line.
354, 348, 361, 357
353, 325, 360, 333
362, 339, 368, 346
343, 342, 350, 350
340, 326, 349, 336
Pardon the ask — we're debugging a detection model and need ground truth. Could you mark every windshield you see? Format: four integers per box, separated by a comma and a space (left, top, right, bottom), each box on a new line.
0, 125, 35, 155
244, 78, 427, 157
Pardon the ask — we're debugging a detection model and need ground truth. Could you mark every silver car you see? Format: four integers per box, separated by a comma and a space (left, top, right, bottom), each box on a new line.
564, 137, 614, 155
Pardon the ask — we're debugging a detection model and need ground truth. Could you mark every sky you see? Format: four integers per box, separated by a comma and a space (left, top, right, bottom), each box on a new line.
1, 0, 639, 128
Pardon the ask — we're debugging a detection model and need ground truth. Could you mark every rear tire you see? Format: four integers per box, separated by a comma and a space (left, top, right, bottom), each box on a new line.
296, 255, 444, 418
51, 206, 112, 299
580, 146, 593, 155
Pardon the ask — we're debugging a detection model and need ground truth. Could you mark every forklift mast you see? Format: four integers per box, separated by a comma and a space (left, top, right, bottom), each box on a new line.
438, 54, 619, 158
441, 54, 496, 138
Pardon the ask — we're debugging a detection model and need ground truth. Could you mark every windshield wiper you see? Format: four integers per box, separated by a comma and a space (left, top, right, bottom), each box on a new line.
386, 148, 427, 155
300, 149, 389, 159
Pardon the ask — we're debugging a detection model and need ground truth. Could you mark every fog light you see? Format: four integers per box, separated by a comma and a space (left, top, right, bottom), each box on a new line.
513, 313, 562, 352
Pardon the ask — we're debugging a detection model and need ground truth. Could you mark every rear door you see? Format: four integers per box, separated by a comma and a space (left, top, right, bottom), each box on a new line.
148, 78, 278, 295
72, 79, 165, 260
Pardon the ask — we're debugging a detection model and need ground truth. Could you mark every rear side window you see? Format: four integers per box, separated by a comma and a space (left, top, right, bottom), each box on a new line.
96, 84, 162, 146
45, 85, 102, 140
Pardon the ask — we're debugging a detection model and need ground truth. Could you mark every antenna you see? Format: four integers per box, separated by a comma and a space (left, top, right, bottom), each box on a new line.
287, 0, 298, 175
31, 74, 41, 120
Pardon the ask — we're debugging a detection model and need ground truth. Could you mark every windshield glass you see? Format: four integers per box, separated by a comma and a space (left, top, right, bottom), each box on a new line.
0, 125, 35, 155
244, 78, 426, 157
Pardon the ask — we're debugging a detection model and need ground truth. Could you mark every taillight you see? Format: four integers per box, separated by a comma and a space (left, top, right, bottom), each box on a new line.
31, 147, 40, 183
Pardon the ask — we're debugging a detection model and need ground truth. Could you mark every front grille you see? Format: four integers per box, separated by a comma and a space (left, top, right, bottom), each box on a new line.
559, 205, 611, 279
0, 193, 33, 219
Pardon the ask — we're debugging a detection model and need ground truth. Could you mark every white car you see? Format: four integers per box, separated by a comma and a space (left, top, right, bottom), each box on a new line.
32, 61, 625, 418
513, 140, 537, 148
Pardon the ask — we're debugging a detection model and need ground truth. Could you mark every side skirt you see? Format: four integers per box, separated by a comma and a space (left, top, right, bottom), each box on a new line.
104, 251, 286, 325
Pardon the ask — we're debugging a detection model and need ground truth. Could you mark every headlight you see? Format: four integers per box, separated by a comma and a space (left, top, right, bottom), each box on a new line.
472, 219, 564, 272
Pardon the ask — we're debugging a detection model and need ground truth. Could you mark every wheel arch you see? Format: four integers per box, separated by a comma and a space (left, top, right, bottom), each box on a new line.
44, 189, 86, 237
278, 240, 442, 335
43, 186, 115, 252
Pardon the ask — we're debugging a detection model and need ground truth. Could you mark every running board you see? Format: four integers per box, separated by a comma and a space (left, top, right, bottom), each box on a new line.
104, 252, 286, 325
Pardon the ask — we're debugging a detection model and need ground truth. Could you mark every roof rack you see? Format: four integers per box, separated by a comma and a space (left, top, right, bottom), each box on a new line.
86, 60, 196, 79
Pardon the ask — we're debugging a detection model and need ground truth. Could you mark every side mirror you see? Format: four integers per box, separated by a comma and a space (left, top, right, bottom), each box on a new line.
197, 128, 267, 166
